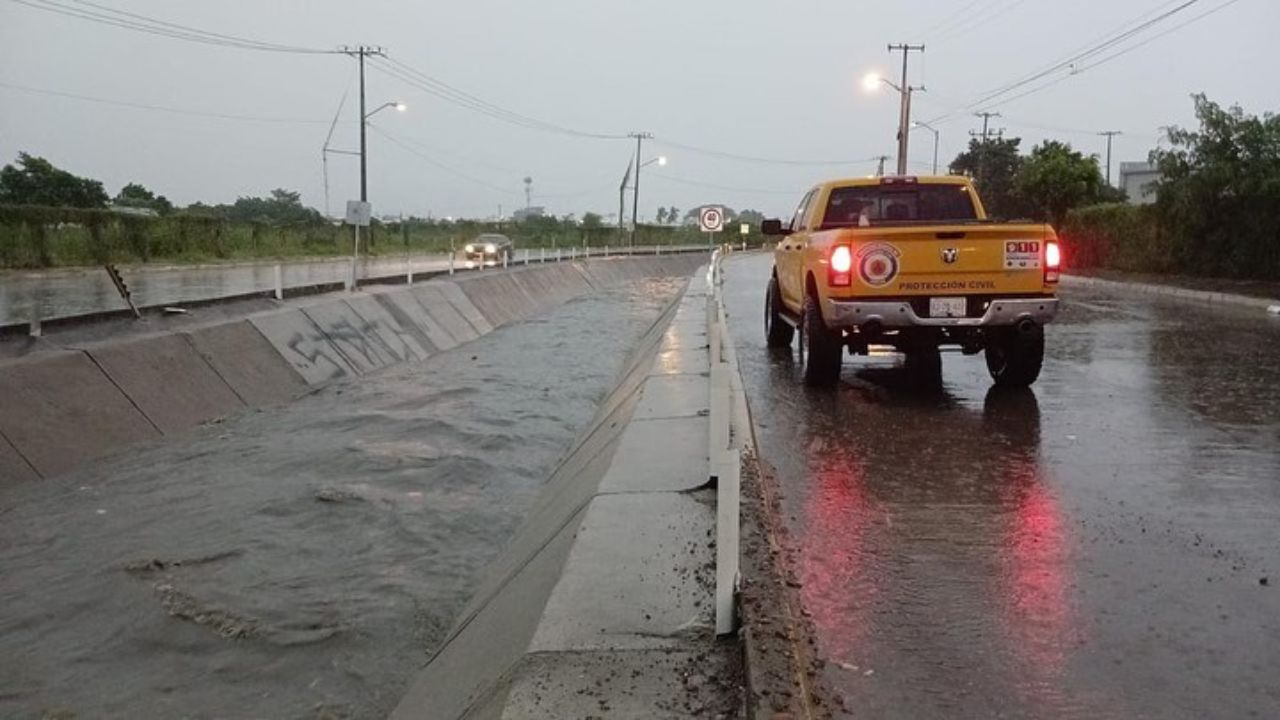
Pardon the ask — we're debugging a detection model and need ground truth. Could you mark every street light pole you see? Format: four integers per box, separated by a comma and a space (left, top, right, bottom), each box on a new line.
913, 121, 940, 174
1099, 130, 1123, 186
628, 132, 652, 248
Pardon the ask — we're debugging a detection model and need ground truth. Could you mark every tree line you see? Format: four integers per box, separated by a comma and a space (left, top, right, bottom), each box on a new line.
949, 95, 1277, 280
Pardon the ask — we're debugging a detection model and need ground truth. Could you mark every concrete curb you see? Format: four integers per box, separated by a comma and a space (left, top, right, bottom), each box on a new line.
0, 255, 707, 484
1061, 273, 1280, 313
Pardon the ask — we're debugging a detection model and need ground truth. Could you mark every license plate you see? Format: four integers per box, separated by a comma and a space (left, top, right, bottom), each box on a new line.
929, 296, 966, 318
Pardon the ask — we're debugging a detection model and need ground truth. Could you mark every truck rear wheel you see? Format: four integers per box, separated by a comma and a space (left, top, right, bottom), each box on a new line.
800, 294, 842, 387
985, 326, 1045, 387
765, 276, 794, 348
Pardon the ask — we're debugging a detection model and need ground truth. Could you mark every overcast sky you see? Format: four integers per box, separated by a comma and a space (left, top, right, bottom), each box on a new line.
1, 0, 1275, 221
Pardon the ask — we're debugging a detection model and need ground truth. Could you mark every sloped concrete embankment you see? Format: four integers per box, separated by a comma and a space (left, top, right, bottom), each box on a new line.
0, 256, 705, 483
390, 272, 744, 719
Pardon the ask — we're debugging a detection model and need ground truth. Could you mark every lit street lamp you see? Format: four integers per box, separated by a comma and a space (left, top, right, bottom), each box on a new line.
361, 100, 406, 203
912, 120, 940, 175
349, 98, 405, 290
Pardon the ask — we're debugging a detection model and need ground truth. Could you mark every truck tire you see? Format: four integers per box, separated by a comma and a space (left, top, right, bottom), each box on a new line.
765, 276, 794, 348
904, 348, 943, 388
800, 294, 842, 387
985, 326, 1045, 387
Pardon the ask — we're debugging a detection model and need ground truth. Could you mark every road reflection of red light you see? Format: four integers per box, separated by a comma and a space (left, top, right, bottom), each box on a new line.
796, 441, 875, 664
1002, 458, 1076, 684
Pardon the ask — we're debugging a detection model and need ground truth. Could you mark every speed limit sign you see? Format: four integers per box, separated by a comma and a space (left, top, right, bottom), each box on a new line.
698, 206, 724, 233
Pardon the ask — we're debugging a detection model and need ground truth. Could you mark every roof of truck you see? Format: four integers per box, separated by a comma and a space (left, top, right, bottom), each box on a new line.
825, 175, 972, 188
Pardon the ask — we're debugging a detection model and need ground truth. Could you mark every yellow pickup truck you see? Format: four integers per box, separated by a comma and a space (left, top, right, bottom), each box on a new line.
762, 175, 1061, 387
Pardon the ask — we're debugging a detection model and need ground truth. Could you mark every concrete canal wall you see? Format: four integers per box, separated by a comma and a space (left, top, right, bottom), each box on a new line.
391, 269, 734, 719
0, 255, 706, 482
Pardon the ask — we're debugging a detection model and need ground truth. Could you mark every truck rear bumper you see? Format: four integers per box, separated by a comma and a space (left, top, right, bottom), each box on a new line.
825, 296, 1059, 328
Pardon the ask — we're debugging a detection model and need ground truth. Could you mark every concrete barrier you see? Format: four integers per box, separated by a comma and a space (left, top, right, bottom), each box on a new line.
184, 320, 309, 407
391, 268, 728, 719
248, 308, 358, 384
0, 431, 39, 483
409, 284, 479, 345
298, 300, 400, 373
78, 333, 245, 434
0, 351, 160, 478
344, 295, 431, 364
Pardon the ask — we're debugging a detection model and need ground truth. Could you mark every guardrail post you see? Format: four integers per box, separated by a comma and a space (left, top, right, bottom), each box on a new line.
604, 244, 609, 257
274, 263, 284, 300
28, 311, 41, 338
540, 247, 546, 264
503, 252, 508, 269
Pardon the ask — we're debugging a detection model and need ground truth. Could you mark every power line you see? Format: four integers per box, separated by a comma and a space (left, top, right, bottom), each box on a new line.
922, 0, 1208, 125
646, 172, 800, 196
916, 0, 988, 39
368, 125, 519, 195
931, 0, 1033, 45
650, 139, 882, 167
0, 80, 328, 124
966, 0, 1204, 110
948, 0, 1238, 116
1070, 0, 1244, 75
8, 0, 342, 54
371, 55, 629, 140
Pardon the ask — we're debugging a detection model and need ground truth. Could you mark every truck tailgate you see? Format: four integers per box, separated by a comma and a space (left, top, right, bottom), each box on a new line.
837, 224, 1051, 296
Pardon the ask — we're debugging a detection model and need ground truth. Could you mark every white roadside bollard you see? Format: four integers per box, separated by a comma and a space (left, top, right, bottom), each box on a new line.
540, 247, 546, 264
274, 263, 284, 300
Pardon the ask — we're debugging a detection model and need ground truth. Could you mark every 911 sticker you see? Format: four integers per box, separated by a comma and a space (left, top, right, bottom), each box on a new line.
1004, 240, 1042, 270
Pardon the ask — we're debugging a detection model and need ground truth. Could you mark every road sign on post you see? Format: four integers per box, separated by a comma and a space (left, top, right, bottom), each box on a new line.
699, 206, 725, 233
345, 201, 372, 227
345, 201, 371, 291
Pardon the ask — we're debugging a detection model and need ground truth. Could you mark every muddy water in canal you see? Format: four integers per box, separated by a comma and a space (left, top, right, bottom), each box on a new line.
0, 278, 685, 719
724, 253, 1279, 719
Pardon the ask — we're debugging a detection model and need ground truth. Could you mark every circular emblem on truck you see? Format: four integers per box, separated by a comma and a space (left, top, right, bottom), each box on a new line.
857, 243, 901, 287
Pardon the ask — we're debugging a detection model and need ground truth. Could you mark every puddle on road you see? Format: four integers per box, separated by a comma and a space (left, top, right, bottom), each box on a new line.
0, 277, 685, 719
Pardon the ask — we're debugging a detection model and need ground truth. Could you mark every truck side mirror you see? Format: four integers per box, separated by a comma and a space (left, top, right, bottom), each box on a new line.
761, 219, 790, 236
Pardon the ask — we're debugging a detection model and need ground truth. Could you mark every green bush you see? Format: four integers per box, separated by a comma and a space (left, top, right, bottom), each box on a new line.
1061, 203, 1170, 273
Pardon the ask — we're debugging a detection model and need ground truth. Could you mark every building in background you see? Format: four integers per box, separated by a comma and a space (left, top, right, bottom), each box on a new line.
513, 206, 545, 221
1119, 161, 1162, 205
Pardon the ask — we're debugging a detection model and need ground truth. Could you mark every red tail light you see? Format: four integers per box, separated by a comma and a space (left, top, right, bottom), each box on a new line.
1045, 240, 1061, 283
829, 245, 853, 287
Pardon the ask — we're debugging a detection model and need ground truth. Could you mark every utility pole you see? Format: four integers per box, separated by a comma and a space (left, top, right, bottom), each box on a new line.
628, 131, 652, 248
619, 157, 632, 238
888, 43, 925, 176
1098, 130, 1122, 186
875, 155, 889, 177
340, 44, 386, 288
970, 111, 1004, 188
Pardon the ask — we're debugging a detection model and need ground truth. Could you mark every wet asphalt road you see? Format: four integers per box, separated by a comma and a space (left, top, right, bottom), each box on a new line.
723, 253, 1280, 719
0, 278, 684, 719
